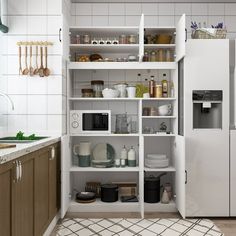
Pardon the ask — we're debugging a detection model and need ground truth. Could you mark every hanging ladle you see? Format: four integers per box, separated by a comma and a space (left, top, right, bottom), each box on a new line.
38, 45, 44, 77
22, 45, 29, 75
43, 45, 50, 76
33, 45, 39, 75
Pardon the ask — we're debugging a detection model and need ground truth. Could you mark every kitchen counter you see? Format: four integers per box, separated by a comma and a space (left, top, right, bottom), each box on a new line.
0, 136, 61, 164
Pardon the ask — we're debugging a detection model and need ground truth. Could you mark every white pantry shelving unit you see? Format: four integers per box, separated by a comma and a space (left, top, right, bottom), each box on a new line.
61, 13, 186, 219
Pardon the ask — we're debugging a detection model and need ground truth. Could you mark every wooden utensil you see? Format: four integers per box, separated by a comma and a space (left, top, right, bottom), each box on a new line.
29, 44, 34, 76
18, 45, 22, 75
22, 45, 29, 75
0, 143, 16, 149
33, 45, 39, 75
43, 46, 50, 76
38, 46, 44, 77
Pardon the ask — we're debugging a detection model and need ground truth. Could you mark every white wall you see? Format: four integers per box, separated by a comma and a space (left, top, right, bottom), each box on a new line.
71, 2, 236, 38
0, 0, 68, 135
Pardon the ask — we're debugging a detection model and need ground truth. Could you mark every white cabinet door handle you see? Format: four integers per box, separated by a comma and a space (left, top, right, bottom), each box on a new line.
50, 146, 55, 160
18, 161, 22, 181
15, 160, 20, 182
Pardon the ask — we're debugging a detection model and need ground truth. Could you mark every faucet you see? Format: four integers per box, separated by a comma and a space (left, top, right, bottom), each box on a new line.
0, 92, 14, 110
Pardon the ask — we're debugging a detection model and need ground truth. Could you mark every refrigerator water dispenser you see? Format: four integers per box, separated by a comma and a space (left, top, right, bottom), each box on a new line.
193, 90, 223, 129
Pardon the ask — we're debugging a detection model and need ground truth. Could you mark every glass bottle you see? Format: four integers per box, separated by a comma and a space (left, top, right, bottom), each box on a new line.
150, 51, 156, 62
162, 74, 168, 98
149, 75, 156, 97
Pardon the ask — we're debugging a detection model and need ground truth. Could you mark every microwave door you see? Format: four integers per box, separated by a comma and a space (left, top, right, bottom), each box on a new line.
83, 113, 109, 131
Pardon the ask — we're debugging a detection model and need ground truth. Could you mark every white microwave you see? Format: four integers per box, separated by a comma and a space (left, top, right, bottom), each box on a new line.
70, 110, 111, 134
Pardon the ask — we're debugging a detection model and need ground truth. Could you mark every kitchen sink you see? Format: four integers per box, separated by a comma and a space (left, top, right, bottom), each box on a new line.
0, 136, 48, 144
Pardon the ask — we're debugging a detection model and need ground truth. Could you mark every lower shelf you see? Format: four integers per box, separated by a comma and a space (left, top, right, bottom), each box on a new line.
144, 200, 177, 213
70, 166, 140, 172
68, 199, 140, 213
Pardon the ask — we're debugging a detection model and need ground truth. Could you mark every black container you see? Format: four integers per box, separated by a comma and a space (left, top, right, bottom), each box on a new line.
144, 176, 161, 203
101, 184, 118, 202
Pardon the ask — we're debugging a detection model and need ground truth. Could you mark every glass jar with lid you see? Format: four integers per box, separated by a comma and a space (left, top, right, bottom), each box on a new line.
83, 34, 91, 44
119, 35, 127, 44
81, 89, 93, 97
127, 35, 137, 44
150, 51, 157, 62
91, 80, 104, 97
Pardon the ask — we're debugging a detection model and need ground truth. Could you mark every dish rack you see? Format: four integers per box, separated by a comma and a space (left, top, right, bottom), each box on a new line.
191, 28, 227, 39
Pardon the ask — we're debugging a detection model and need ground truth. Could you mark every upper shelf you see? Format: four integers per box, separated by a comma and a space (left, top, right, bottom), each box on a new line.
68, 62, 177, 70
70, 44, 139, 53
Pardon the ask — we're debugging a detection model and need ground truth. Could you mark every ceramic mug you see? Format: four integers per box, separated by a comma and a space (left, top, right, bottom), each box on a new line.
158, 104, 172, 116
126, 86, 136, 98
73, 142, 91, 167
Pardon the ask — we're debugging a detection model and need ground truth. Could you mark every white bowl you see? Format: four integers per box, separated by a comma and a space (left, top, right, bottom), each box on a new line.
158, 104, 172, 116
102, 88, 119, 98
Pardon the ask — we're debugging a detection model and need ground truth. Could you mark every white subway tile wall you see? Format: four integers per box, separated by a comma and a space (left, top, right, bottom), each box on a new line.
0, 0, 69, 135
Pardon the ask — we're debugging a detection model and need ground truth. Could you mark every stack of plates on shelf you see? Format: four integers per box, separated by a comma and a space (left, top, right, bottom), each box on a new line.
145, 154, 169, 168
91, 143, 115, 168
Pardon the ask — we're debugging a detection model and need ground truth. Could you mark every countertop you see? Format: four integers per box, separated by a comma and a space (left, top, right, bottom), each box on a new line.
0, 136, 61, 164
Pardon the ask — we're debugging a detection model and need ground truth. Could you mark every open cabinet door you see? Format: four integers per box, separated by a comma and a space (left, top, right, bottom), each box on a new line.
139, 14, 144, 62
176, 14, 186, 62
61, 135, 71, 218
174, 135, 186, 218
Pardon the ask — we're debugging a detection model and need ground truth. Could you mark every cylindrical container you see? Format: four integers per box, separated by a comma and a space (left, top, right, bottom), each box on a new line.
149, 76, 156, 97
166, 49, 172, 62
143, 51, 149, 62
81, 89, 93, 97
91, 80, 104, 97
155, 84, 162, 98
101, 184, 118, 202
164, 183, 172, 200
73, 142, 91, 167
121, 159, 126, 167
127, 35, 137, 44
83, 34, 90, 44
128, 146, 136, 167
76, 35, 81, 44
150, 51, 156, 62
115, 159, 121, 168
144, 176, 161, 203
162, 79, 168, 98
120, 145, 127, 165
126, 86, 136, 98
114, 83, 127, 98
119, 35, 127, 44
157, 49, 165, 62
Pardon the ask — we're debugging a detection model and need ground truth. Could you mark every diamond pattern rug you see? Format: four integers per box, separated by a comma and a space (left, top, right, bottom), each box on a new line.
52, 218, 223, 236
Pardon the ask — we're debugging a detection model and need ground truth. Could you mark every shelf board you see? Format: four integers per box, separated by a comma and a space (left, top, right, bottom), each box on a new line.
70, 44, 139, 53
69, 199, 140, 213
69, 97, 176, 101
70, 133, 139, 137
142, 116, 176, 119
144, 200, 177, 212
144, 166, 176, 172
68, 62, 177, 70
144, 44, 175, 49
70, 166, 140, 172
143, 134, 175, 137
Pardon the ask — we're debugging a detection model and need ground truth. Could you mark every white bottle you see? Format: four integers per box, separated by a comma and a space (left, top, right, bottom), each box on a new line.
128, 146, 136, 167
161, 189, 170, 204
120, 145, 128, 165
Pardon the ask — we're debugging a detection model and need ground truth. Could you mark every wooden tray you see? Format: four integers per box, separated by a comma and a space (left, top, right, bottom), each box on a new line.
0, 143, 16, 149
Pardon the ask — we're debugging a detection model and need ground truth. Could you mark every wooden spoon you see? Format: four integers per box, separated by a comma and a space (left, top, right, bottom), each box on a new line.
38, 46, 44, 77
22, 45, 29, 75
33, 45, 39, 75
43, 46, 50, 77
18, 45, 22, 75
29, 45, 34, 76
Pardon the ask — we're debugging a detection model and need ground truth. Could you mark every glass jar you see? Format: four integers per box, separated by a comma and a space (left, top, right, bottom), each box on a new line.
157, 49, 165, 62
76, 35, 81, 44
91, 80, 104, 97
143, 51, 149, 62
119, 35, 127, 44
166, 49, 173, 62
83, 34, 91, 44
150, 51, 157, 62
127, 35, 137, 44
81, 89, 93, 97
155, 84, 162, 98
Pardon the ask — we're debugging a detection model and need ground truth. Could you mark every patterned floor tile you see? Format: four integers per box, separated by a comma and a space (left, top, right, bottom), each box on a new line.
158, 219, 175, 227
139, 229, 157, 236
88, 223, 104, 233
62, 220, 76, 227
137, 219, 154, 228
128, 224, 144, 233
56, 227, 73, 236
68, 223, 83, 232
170, 222, 188, 233
98, 229, 115, 236
187, 228, 205, 236
80, 219, 94, 226
148, 223, 166, 234
161, 228, 182, 236
76, 228, 94, 236
118, 230, 134, 236
118, 219, 133, 228
107, 225, 124, 233
98, 219, 114, 228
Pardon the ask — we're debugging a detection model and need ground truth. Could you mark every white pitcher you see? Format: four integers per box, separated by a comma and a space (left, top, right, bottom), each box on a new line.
73, 141, 91, 156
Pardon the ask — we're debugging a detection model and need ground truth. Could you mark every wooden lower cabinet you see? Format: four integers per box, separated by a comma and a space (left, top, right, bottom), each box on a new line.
12, 155, 34, 236
0, 142, 60, 236
0, 161, 13, 236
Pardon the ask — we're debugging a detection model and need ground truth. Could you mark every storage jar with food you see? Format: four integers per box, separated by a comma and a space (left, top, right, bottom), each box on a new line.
127, 35, 137, 44
83, 34, 91, 44
81, 89, 93, 97
91, 80, 104, 97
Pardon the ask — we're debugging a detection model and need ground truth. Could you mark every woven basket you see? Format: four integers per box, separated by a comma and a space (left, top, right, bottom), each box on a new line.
191, 29, 227, 39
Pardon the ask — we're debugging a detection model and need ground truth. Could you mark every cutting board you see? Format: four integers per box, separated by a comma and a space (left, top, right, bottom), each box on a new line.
0, 143, 16, 149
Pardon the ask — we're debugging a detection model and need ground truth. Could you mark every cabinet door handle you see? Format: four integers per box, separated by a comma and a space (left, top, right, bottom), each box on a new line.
185, 28, 187, 42
50, 146, 55, 160
18, 161, 22, 181
59, 28, 62, 42
14, 161, 19, 183
185, 170, 188, 184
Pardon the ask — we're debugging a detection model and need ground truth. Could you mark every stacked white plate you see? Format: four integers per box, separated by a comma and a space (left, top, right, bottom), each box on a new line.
145, 154, 169, 168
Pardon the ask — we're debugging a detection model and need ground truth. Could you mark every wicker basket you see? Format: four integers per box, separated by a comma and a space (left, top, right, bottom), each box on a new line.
191, 28, 227, 39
